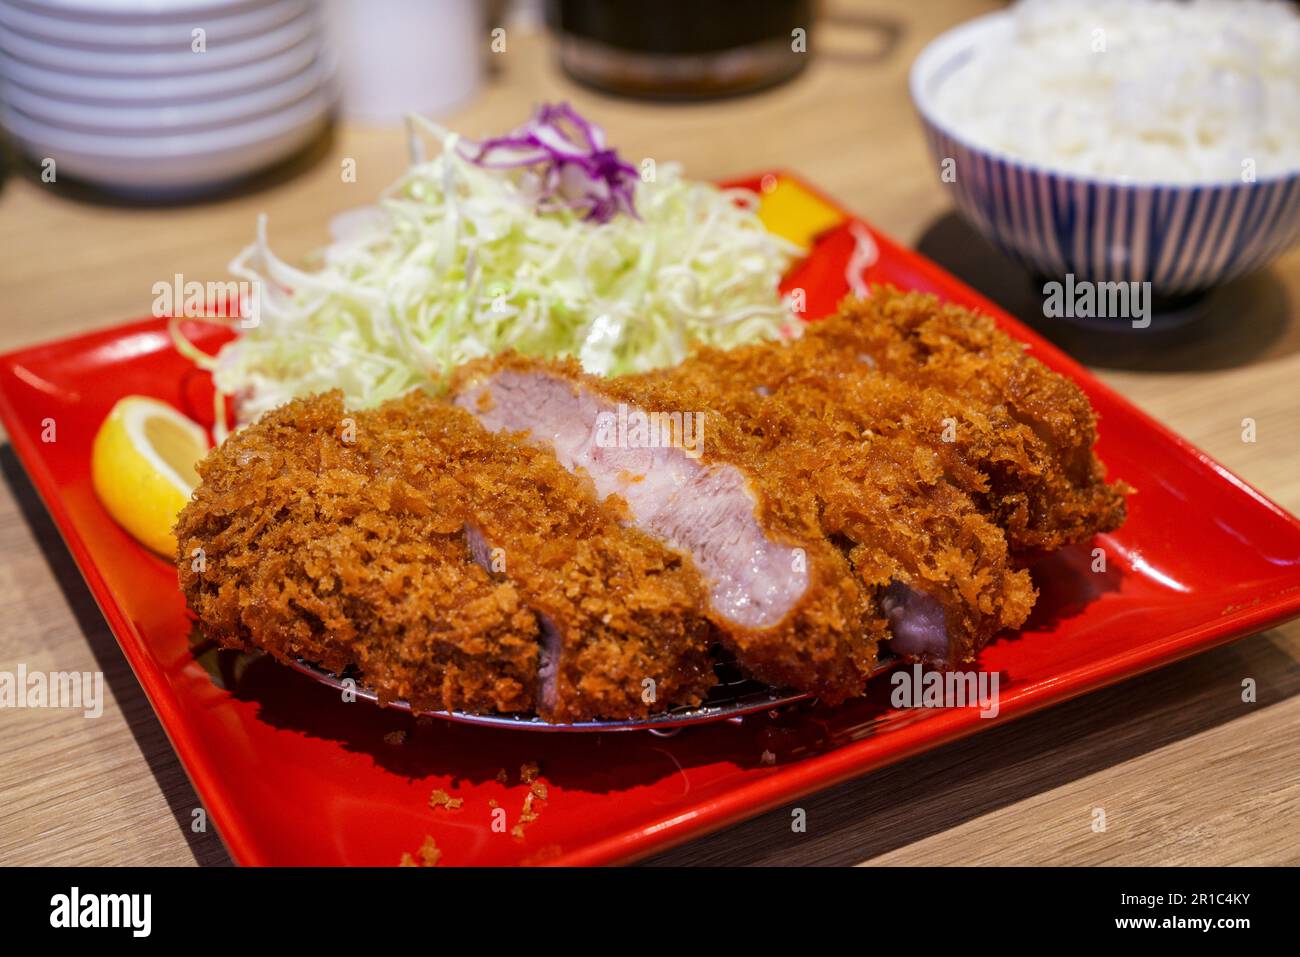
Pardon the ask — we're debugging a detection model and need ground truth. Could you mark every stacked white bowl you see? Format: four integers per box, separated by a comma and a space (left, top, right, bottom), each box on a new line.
0, 0, 334, 197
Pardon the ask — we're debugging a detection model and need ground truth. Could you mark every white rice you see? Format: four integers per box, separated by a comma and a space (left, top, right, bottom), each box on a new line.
932, 0, 1300, 182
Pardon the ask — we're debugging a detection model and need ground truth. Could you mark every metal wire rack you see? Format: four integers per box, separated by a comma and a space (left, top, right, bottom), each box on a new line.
287, 649, 896, 733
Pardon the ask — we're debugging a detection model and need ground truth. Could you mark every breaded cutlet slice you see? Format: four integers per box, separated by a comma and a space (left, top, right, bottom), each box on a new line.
362, 393, 716, 723
175, 392, 540, 715
453, 354, 884, 703
177, 391, 715, 723
620, 291, 1129, 665
626, 289, 1128, 554
817, 288, 1129, 549
611, 368, 1036, 666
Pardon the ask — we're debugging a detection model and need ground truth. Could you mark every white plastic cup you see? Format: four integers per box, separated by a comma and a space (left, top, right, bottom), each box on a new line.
322, 0, 484, 124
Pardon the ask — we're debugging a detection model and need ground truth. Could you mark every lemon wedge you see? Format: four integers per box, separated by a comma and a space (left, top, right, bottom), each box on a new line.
92, 396, 209, 557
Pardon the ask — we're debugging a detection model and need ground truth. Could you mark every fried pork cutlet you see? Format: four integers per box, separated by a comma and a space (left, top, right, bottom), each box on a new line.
629, 288, 1127, 554
620, 290, 1128, 664
178, 289, 1128, 717
364, 392, 715, 722
176, 392, 715, 722
452, 354, 884, 704
819, 289, 1129, 549
175, 393, 539, 715
617, 367, 1037, 665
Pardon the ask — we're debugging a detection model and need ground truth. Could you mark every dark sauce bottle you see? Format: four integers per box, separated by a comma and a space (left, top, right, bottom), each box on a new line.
546, 0, 814, 100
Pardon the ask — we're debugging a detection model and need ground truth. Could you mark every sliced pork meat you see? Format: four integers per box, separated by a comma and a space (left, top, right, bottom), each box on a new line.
880, 582, 949, 661
622, 366, 1035, 666
620, 318, 1065, 664
456, 365, 799, 630
453, 354, 883, 702
627, 289, 1127, 555
620, 292, 1129, 664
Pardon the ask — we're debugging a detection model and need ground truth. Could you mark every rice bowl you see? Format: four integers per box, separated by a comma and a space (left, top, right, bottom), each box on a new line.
910, 0, 1300, 296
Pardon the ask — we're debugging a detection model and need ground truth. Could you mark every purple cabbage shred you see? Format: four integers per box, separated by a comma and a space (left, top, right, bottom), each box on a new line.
462, 103, 639, 224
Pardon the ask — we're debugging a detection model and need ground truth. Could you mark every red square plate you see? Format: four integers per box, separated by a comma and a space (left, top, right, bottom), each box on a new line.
3, 173, 1299, 866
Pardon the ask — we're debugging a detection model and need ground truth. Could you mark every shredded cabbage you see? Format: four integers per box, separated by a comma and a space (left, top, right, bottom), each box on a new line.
189, 109, 799, 425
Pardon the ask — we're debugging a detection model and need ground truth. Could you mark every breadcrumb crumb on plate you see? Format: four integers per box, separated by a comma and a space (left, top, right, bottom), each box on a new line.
429, 790, 463, 811
400, 836, 442, 867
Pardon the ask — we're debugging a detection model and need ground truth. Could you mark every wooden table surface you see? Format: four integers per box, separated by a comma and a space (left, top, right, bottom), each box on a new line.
1, 0, 1297, 867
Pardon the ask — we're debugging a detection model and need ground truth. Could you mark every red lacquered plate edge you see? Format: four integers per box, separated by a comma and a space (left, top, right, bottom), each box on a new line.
1, 173, 1298, 867
0, 355, 251, 863
567, 596, 1300, 866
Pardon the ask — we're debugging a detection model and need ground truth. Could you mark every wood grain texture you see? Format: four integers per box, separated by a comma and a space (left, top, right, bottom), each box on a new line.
0, 1, 1296, 866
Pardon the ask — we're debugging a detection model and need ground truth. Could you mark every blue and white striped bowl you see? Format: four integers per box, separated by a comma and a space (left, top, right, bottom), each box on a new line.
909, 12, 1300, 296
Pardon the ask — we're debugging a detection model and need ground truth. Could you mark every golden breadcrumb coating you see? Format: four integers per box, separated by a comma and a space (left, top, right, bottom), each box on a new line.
176, 391, 714, 722
176, 392, 540, 714
817, 289, 1129, 549
608, 364, 1029, 664
453, 353, 885, 703
622, 356, 1028, 661
620, 290, 1126, 661
367, 392, 715, 722
629, 288, 1127, 554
